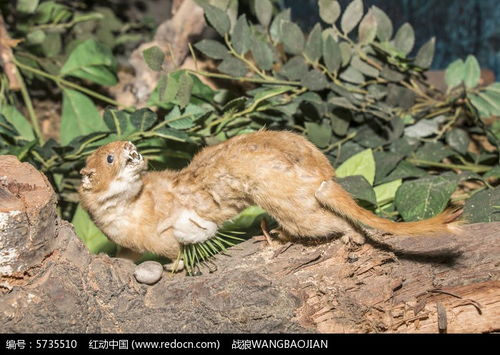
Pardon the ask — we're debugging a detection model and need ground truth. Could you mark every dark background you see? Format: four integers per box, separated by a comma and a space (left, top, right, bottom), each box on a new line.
282, 0, 500, 77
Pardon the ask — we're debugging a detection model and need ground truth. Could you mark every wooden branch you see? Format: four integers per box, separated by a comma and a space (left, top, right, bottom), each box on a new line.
1, 155, 499, 333
0, 14, 21, 90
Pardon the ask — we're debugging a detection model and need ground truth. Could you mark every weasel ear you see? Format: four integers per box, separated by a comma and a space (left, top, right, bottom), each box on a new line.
80, 168, 96, 190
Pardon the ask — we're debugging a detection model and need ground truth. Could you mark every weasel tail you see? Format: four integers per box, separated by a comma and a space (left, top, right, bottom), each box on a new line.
315, 180, 463, 237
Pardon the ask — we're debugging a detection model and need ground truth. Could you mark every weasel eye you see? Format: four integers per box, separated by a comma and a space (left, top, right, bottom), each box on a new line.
106, 154, 114, 164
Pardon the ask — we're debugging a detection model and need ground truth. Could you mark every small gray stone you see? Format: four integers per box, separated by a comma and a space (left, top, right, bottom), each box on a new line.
134, 261, 163, 285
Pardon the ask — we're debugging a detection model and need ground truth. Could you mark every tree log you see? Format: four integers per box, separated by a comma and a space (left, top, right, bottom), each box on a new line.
0, 155, 499, 333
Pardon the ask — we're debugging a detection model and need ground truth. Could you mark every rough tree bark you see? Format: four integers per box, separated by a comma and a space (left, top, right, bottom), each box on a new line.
0, 156, 499, 333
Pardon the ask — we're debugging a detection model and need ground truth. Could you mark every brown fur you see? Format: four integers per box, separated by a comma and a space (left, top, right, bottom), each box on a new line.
79, 131, 462, 260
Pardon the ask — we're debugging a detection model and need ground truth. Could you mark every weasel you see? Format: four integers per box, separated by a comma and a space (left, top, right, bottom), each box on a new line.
78, 130, 462, 261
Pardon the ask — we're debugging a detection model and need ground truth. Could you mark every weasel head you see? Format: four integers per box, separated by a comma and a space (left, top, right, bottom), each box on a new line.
79, 141, 146, 197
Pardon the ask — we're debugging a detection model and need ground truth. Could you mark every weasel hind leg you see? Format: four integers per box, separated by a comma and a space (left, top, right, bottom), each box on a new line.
315, 180, 338, 209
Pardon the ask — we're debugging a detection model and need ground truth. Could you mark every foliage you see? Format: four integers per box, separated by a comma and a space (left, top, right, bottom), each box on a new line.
1, 0, 499, 268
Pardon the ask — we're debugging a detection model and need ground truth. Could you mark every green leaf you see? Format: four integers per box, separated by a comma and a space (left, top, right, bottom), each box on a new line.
404, 116, 443, 138
9, 140, 37, 161
0, 114, 18, 138
373, 151, 403, 184
254, 0, 273, 27
339, 42, 353, 66
491, 118, 500, 141
479, 91, 500, 115
463, 187, 500, 223
351, 56, 379, 77
37, 2, 71, 24
446, 128, 470, 155
153, 127, 189, 142
165, 105, 201, 130
371, 6, 392, 41
60, 39, 117, 86
394, 23, 415, 56
147, 73, 179, 108
381, 65, 405, 82
464, 55, 481, 89
270, 9, 291, 43
160, 73, 180, 103
224, 0, 238, 30
251, 38, 274, 71
485, 82, 500, 94
337, 175, 377, 208
484, 85, 500, 100
60, 89, 106, 145
40, 32, 62, 58
26, 29, 46, 45
281, 21, 305, 55
379, 160, 426, 184
33, 1, 64, 24
341, 0, 364, 35
103, 109, 129, 137
336, 148, 376, 185
72, 204, 116, 255
305, 23, 323, 63
194, 39, 228, 60
484, 166, 500, 180
415, 37, 435, 69
374, 179, 402, 206
17, 0, 39, 14
329, 108, 351, 136
386, 84, 416, 110
131, 108, 157, 131
280, 56, 308, 80
445, 59, 465, 89
415, 141, 454, 162
339, 66, 365, 84
319, 0, 341, 24
323, 35, 342, 74
218, 56, 247, 77
142, 46, 165, 71
203, 3, 231, 36
176, 72, 194, 108
395, 175, 457, 221
358, 9, 377, 44
301, 69, 329, 91
469, 94, 493, 118
329, 96, 356, 111
251, 85, 294, 103
305, 121, 332, 148
231, 15, 251, 55
0, 105, 35, 140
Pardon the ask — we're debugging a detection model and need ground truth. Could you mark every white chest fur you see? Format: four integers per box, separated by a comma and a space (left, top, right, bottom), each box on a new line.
95, 201, 133, 246
173, 209, 218, 244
